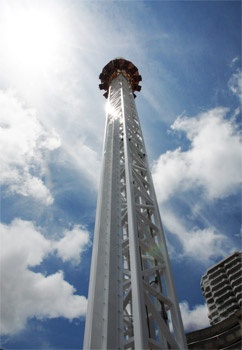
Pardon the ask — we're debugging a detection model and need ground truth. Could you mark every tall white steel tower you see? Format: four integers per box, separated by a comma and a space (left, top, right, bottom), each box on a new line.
84, 58, 187, 350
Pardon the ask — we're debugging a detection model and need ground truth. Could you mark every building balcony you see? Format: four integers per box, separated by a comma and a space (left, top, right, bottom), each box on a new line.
201, 274, 208, 283
233, 284, 241, 294
209, 304, 216, 312
208, 266, 225, 279
205, 290, 212, 298
212, 316, 221, 324
231, 275, 242, 288
235, 289, 242, 299
237, 299, 242, 308
211, 310, 219, 318
207, 296, 214, 304
235, 291, 242, 305
201, 279, 209, 291
228, 269, 241, 282
215, 289, 233, 303
211, 278, 230, 292
220, 302, 238, 316
209, 311, 220, 322
218, 295, 237, 309
226, 261, 241, 276
218, 308, 239, 322
202, 284, 211, 293
210, 272, 227, 286
213, 283, 230, 298
224, 254, 241, 269
226, 308, 239, 318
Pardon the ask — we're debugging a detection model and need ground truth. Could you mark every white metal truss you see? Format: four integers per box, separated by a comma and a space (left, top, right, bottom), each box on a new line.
84, 73, 187, 350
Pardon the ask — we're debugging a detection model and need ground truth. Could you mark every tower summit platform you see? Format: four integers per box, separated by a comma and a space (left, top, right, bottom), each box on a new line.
99, 58, 142, 98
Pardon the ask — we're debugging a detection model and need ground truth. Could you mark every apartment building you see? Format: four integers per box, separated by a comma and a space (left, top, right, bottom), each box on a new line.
201, 251, 242, 325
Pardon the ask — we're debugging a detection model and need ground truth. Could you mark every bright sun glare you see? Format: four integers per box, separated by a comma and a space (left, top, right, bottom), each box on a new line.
2, 4, 62, 77
105, 101, 119, 118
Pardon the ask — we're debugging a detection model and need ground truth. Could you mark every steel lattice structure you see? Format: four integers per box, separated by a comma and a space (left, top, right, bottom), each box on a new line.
84, 59, 187, 350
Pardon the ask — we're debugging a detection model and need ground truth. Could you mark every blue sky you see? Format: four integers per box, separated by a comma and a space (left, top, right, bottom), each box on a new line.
0, 0, 241, 349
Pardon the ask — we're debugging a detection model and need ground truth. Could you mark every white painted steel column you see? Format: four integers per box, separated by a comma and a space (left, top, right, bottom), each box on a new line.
121, 80, 149, 350
83, 85, 123, 350
132, 101, 188, 350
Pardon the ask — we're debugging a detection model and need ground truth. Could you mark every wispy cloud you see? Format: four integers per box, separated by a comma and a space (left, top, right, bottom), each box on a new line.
0, 90, 61, 205
228, 69, 242, 103
160, 207, 233, 265
62, 140, 101, 190
230, 56, 239, 67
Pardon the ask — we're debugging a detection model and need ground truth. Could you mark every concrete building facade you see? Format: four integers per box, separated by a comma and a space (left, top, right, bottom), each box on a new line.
201, 251, 242, 325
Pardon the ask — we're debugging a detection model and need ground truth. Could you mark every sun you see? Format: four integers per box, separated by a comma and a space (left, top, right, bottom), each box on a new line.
1, 2, 63, 78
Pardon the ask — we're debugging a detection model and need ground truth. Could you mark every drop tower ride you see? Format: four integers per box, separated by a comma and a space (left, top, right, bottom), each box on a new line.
84, 58, 187, 350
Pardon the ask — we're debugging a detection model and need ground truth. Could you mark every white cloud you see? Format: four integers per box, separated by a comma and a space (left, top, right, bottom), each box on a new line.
228, 69, 242, 102
152, 147, 189, 203
153, 107, 241, 203
0, 90, 61, 205
63, 140, 101, 190
161, 207, 232, 264
231, 57, 239, 66
179, 301, 210, 332
0, 219, 89, 335
182, 228, 228, 262
54, 225, 90, 264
